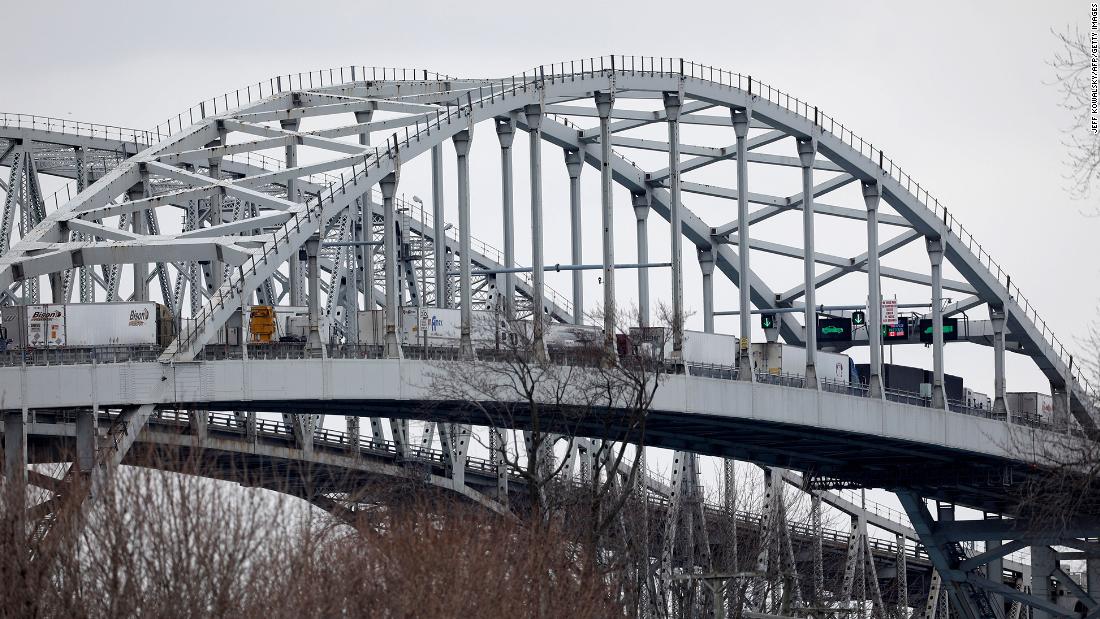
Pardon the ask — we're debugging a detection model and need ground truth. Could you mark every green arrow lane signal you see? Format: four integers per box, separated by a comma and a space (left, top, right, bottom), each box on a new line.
851, 310, 866, 326
760, 313, 776, 329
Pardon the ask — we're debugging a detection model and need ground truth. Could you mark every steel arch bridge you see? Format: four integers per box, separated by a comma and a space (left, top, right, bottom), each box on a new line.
1, 57, 1098, 619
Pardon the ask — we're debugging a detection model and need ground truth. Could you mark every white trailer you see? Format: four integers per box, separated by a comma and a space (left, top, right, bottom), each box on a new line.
4, 303, 164, 348
1007, 392, 1055, 423
964, 388, 992, 411
751, 342, 851, 384
64, 302, 160, 347
359, 307, 507, 347
681, 330, 739, 366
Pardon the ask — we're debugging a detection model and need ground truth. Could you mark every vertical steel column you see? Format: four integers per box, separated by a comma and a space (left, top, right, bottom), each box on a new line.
346, 417, 360, 457
896, 533, 909, 619
74, 146, 93, 303
700, 245, 715, 333
431, 144, 448, 308
926, 236, 947, 409
1031, 545, 1056, 619
565, 149, 585, 325
1088, 556, 1099, 603
595, 91, 617, 357
989, 306, 1009, 416
75, 409, 98, 472
632, 192, 651, 327
3, 408, 26, 548
452, 130, 474, 357
524, 105, 548, 358
4, 410, 27, 487
985, 513, 1004, 612
351, 110, 374, 338
128, 183, 149, 302
722, 458, 738, 580
305, 236, 321, 350
664, 92, 685, 358
490, 428, 509, 503
496, 117, 517, 320
282, 118, 303, 305
380, 174, 400, 358
863, 181, 885, 398
731, 107, 754, 380
797, 137, 818, 388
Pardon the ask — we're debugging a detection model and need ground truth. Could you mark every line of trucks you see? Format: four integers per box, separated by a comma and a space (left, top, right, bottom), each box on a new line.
0, 302, 1060, 426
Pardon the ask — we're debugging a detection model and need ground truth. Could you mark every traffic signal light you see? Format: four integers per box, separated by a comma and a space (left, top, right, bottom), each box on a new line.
760, 313, 776, 330
817, 317, 853, 342
851, 310, 866, 327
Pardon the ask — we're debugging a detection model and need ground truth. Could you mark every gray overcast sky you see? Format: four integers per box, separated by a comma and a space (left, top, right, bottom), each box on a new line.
2, 0, 1097, 394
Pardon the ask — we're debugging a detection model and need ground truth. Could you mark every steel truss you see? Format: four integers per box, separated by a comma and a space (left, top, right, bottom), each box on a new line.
2, 58, 1098, 618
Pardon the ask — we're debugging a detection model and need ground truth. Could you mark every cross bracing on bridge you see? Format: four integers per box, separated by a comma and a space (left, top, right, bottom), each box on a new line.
1, 56, 1098, 619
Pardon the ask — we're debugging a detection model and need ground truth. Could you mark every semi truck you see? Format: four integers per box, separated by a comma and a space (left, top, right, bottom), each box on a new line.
750, 341, 857, 385
854, 362, 964, 402
0, 302, 174, 349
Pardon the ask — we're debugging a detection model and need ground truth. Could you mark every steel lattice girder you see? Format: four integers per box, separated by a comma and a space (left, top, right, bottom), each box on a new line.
0, 60, 1094, 428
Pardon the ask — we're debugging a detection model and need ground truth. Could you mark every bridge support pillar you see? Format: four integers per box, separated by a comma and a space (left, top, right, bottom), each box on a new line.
989, 306, 1009, 417
863, 181, 885, 398
490, 428, 508, 503
189, 409, 208, 441
282, 118, 303, 306
74, 146, 93, 303
3, 410, 26, 553
699, 244, 715, 333
632, 192, 651, 327
985, 513, 1004, 612
389, 419, 409, 459
128, 182, 150, 302
731, 107, 754, 381
496, 117, 517, 321
431, 143, 448, 308
1050, 382, 1071, 429
440, 424, 471, 490
287, 414, 315, 456
926, 236, 947, 409
76, 409, 98, 472
1031, 545, 1056, 619
595, 90, 617, 359
380, 173, 401, 359
565, 149, 584, 325
4, 410, 27, 487
524, 104, 548, 361
664, 91, 685, 359
1088, 556, 1100, 600
345, 416, 360, 457
369, 417, 384, 449
347, 110, 374, 342
797, 136, 819, 388
452, 130, 475, 358
305, 235, 321, 351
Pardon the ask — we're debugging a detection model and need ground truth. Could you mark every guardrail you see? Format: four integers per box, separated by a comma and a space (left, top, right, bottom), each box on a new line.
0, 340, 1057, 430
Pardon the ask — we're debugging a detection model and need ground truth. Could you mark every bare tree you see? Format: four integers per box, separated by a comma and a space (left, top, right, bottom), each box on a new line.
427, 305, 669, 555
1051, 26, 1100, 200
1007, 329, 1100, 530
0, 446, 643, 617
